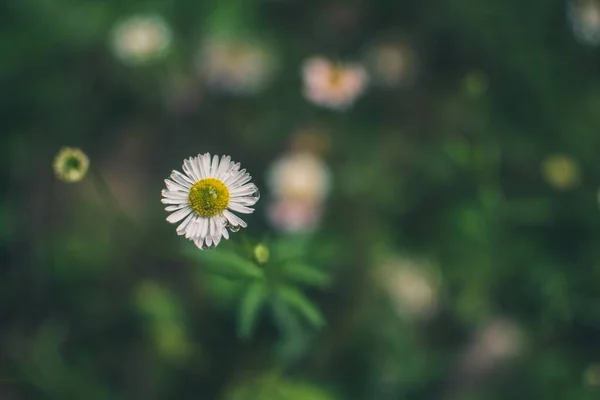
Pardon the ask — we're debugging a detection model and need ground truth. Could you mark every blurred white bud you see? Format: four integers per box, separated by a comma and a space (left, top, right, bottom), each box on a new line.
196, 37, 277, 95
111, 15, 172, 66
267, 152, 331, 203
459, 318, 524, 378
568, 0, 600, 45
377, 256, 440, 320
364, 42, 418, 87
302, 56, 368, 110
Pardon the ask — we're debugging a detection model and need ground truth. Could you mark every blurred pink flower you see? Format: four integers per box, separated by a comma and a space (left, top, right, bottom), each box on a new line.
267, 198, 323, 234
302, 56, 368, 110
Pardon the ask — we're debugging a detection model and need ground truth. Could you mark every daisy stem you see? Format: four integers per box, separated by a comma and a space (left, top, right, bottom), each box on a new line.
90, 166, 136, 230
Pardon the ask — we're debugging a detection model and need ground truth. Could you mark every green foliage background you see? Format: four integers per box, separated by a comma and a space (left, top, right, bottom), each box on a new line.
3, 0, 600, 398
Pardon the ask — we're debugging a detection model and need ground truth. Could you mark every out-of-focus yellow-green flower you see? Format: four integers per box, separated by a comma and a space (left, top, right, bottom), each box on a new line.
584, 363, 600, 386
463, 70, 488, 98
154, 322, 191, 362
364, 41, 418, 87
253, 244, 270, 264
53, 147, 89, 183
541, 154, 581, 190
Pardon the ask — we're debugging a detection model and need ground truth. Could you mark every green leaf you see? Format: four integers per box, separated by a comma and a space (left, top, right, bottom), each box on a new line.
280, 263, 331, 288
192, 248, 264, 280
276, 285, 325, 328
238, 281, 269, 341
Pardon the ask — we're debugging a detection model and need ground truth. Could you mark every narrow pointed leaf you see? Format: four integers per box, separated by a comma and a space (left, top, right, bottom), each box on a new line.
238, 281, 269, 341
280, 262, 331, 288
276, 285, 325, 328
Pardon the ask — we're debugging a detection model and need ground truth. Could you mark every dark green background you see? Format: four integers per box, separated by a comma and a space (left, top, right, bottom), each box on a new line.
3, 0, 600, 398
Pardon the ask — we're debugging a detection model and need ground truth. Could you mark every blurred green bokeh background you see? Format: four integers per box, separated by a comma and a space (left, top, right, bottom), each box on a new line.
4, 0, 600, 399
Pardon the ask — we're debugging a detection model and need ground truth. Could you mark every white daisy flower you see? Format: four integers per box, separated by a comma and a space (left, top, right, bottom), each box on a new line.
161, 153, 260, 249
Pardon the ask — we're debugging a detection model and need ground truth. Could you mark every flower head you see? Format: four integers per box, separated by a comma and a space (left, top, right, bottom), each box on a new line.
161, 153, 260, 249
111, 14, 172, 66
302, 56, 368, 110
541, 154, 581, 190
267, 152, 331, 203
53, 147, 89, 183
376, 256, 440, 320
196, 37, 276, 95
568, 0, 600, 45
364, 42, 418, 87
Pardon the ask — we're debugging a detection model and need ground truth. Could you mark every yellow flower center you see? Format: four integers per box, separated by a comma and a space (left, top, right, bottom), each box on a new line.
188, 178, 230, 217
328, 66, 344, 87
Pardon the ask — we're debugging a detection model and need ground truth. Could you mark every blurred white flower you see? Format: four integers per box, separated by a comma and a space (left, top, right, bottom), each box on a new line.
267, 152, 331, 203
53, 147, 89, 183
196, 37, 276, 95
111, 15, 172, 66
377, 256, 440, 320
302, 56, 368, 110
161, 153, 260, 249
541, 154, 581, 190
267, 198, 323, 234
568, 0, 600, 45
364, 42, 417, 87
459, 318, 524, 377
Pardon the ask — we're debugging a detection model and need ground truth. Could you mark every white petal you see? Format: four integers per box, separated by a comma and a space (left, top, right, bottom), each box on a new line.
205, 235, 213, 247
210, 154, 219, 177
176, 213, 195, 235
227, 171, 252, 188
223, 209, 247, 228
193, 237, 205, 249
165, 203, 189, 212
183, 159, 198, 181
200, 216, 209, 238
161, 197, 188, 205
201, 153, 211, 178
190, 157, 202, 181
224, 169, 246, 186
170, 170, 194, 188
230, 183, 258, 197
195, 155, 207, 179
161, 190, 189, 200
164, 179, 187, 192
222, 227, 229, 240
216, 155, 231, 180
167, 206, 193, 223
230, 196, 258, 206
228, 201, 254, 214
